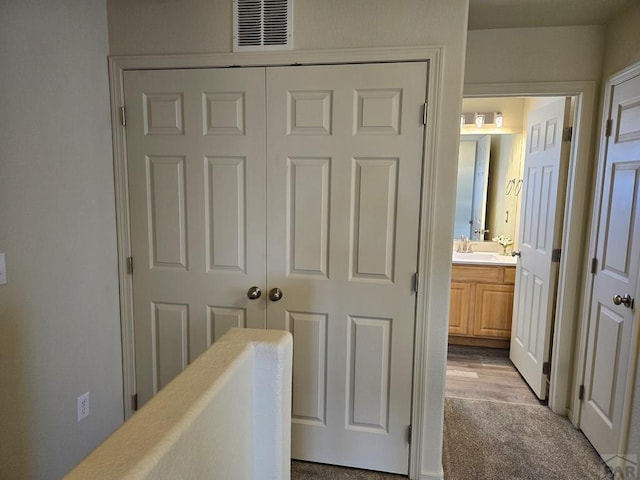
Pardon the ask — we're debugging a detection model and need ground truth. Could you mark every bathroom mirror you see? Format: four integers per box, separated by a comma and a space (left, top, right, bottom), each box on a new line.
454, 133, 524, 243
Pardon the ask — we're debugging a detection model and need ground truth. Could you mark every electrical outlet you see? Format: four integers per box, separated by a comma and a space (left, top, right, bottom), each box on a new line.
77, 392, 89, 422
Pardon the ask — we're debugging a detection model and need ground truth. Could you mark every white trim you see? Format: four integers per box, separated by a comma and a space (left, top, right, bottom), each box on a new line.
576, 60, 640, 455
419, 471, 444, 480
464, 82, 597, 419
109, 46, 444, 480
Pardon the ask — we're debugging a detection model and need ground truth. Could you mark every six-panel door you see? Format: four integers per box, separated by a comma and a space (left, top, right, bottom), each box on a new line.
580, 71, 640, 458
510, 98, 571, 400
124, 62, 427, 474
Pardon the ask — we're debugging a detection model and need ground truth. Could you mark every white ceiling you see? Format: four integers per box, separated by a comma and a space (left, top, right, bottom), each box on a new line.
468, 0, 638, 30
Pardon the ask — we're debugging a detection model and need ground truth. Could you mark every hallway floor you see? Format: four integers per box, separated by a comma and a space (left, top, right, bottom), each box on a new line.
445, 344, 541, 405
290, 345, 549, 479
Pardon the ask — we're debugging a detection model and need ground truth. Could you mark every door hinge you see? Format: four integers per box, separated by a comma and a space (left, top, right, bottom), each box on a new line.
542, 361, 551, 375
131, 393, 138, 411
605, 119, 613, 137
120, 106, 126, 127
551, 248, 561, 263
422, 102, 428, 126
578, 385, 585, 401
412, 272, 419, 293
562, 126, 573, 142
407, 425, 412, 444
127, 256, 134, 275
591, 257, 598, 274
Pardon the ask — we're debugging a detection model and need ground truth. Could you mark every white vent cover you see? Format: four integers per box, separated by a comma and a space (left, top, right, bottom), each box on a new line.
233, 0, 293, 52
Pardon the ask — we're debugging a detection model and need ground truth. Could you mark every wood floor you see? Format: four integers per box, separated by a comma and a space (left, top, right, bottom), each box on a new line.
445, 344, 542, 405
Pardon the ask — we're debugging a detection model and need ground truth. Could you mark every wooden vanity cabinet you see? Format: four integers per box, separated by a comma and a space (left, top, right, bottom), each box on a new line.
448, 264, 516, 349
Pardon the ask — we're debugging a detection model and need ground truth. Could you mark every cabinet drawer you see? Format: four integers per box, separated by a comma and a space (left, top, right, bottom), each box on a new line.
452, 265, 501, 283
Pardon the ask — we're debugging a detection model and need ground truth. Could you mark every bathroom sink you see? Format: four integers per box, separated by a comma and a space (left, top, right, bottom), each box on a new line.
452, 251, 517, 265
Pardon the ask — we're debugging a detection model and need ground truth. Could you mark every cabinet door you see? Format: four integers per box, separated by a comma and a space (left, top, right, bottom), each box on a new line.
449, 282, 472, 335
473, 283, 514, 338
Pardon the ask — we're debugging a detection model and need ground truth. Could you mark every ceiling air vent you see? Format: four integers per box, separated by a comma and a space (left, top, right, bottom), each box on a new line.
233, 0, 293, 52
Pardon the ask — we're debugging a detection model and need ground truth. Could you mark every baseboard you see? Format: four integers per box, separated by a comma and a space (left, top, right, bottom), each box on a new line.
419, 469, 444, 480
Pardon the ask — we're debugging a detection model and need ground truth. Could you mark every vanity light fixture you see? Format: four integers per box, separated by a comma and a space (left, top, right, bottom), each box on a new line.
460, 111, 502, 129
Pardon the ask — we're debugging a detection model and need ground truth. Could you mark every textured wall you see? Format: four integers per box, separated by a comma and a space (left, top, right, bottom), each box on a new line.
65, 329, 293, 480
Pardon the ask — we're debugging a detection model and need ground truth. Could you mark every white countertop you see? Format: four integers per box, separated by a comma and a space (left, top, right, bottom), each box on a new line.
452, 251, 517, 266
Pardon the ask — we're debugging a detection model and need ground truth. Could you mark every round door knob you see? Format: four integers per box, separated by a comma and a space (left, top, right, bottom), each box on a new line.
613, 294, 633, 308
511, 250, 521, 257
247, 286, 262, 300
268, 287, 283, 302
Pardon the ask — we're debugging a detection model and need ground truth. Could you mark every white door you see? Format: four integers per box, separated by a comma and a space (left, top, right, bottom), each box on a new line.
124, 68, 268, 405
510, 98, 571, 399
471, 135, 491, 240
265, 63, 426, 474
124, 63, 427, 474
580, 71, 640, 458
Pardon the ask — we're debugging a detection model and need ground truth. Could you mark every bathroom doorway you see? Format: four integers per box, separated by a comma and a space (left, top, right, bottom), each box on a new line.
447, 94, 574, 405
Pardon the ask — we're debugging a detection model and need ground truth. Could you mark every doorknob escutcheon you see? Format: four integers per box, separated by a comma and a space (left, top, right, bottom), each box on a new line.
269, 287, 283, 302
247, 286, 262, 300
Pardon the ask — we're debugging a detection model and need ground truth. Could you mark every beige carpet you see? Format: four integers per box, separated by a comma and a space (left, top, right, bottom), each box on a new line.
292, 397, 612, 479
443, 397, 612, 480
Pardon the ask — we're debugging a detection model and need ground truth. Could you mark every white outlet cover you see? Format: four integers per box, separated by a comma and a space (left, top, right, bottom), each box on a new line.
77, 392, 90, 422
0, 253, 6, 285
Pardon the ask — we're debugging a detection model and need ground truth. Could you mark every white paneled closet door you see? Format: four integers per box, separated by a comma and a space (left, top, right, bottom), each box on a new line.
266, 63, 427, 474
124, 68, 267, 406
123, 62, 427, 474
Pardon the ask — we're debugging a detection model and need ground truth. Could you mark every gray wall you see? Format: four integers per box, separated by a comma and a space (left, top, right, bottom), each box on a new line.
0, 1, 123, 478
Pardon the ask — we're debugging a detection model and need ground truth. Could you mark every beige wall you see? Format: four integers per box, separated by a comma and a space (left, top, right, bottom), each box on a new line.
465, 25, 605, 84
106, 1, 469, 477
0, 2, 123, 479
108, 0, 468, 55
602, 3, 640, 79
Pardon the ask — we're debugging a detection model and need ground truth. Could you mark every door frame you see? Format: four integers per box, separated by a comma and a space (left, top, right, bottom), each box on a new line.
463, 82, 597, 419
575, 60, 640, 455
108, 47, 445, 479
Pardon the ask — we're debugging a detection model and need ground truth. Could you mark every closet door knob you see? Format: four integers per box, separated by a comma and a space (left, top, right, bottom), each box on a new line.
268, 288, 283, 302
247, 286, 262, 300
613, 294, 633, 308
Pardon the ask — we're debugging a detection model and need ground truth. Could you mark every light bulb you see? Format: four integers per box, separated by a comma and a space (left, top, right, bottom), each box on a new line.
475, 114, 485, 128
496, 112, 504, 128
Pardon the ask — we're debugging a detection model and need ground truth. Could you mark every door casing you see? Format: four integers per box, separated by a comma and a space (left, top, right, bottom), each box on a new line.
110, 47, 445, 480
464, 82, 597, 421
